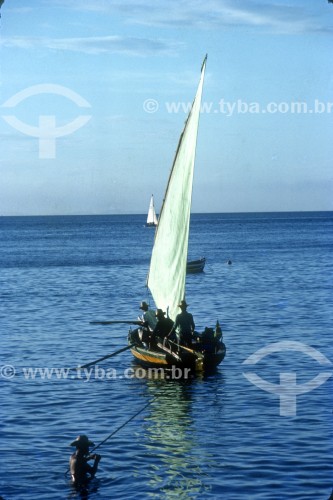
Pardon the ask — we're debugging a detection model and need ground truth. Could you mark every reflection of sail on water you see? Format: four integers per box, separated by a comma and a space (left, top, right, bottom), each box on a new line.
147, 57, 207, 321
141, 379, 210, 497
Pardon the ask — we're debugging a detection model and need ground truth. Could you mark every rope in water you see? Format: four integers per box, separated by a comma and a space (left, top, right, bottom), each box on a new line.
65, 398, 154, 475
90, 398, 154, 453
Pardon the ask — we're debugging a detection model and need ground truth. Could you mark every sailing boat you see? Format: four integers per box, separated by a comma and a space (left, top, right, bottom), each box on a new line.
146, 194, 158, 227
129, 56, 226, 370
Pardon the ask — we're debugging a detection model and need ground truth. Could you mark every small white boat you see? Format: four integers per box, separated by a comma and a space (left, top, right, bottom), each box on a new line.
146, 194, 158, 227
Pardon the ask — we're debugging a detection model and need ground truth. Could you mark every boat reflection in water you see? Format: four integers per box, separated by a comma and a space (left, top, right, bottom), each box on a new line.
133, 370, 215, 498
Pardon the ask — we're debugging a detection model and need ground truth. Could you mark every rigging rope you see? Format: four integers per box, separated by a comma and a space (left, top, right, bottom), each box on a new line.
90, 398, 154, 453
65, 398, 154, 475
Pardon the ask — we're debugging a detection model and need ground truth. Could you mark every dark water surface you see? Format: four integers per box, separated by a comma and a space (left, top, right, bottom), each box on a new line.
0, 212, 332, 499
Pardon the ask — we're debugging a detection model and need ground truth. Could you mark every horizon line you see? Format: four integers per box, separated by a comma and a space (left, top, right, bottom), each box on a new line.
0, 209, 332, 218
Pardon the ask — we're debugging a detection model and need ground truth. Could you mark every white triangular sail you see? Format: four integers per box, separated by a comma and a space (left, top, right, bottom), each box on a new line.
146, 195, 158, 226
147, 56, 207, 320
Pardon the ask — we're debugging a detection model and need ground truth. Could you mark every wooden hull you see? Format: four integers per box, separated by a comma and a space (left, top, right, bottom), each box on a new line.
186, 257, 205, 274
129, 338, 226, 372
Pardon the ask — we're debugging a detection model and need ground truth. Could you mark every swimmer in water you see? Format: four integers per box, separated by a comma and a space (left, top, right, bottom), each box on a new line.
69, 435, 101, 485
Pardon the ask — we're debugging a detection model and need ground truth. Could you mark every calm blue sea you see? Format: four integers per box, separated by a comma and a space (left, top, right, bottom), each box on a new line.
0, 212, 332, 500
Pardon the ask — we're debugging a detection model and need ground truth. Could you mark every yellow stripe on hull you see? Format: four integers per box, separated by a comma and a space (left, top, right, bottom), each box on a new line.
130, 348, 169, 365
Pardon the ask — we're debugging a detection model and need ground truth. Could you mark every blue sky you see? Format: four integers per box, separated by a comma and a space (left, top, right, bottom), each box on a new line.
0, 0, 332, 215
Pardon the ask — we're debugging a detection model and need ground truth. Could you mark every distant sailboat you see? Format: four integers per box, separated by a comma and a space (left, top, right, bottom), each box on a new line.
146, 195, 158, 227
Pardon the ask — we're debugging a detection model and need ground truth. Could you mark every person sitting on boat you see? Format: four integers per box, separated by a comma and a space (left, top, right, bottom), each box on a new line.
69, 435, 101, 486
150, 309, 174, 349
168, 300, 195, 348
139, 301, 157, 331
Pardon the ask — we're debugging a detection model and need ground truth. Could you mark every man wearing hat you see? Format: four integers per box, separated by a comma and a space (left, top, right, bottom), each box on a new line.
139, 301, 157, 331
69, 435, 101, 485
169, 299, 195, 347
150, 309, 174, 349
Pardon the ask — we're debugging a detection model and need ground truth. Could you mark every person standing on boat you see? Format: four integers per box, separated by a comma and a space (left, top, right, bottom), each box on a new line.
69, 435, 101, 486
169, 300, 195, 347
150, 309, 174, 348
139, 301, 157, 331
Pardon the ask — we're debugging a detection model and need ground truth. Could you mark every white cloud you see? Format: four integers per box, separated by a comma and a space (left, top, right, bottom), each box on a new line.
1, 35, 184, 56
52, 0, 332, 35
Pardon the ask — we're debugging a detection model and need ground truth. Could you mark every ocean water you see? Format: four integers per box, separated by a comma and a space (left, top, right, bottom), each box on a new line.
0, 212, 332, 500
